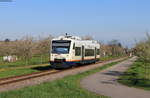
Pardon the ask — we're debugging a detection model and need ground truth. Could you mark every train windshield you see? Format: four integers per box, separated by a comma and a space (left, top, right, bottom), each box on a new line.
52, 40, 71, 54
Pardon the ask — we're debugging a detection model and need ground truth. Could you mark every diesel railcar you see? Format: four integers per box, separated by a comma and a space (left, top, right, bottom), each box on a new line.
50, 35, 100, 68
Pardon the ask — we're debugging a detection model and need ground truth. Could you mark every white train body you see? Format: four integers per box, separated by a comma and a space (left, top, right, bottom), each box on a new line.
50, 35, 100, 68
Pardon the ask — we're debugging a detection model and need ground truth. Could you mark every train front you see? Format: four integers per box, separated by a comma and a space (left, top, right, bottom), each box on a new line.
50, 37, 73, 68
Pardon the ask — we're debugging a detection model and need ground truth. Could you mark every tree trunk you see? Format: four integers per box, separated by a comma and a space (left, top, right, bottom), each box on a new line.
144, 62, 148, 80
26, 60, 28, 65
41, 55, 43, 64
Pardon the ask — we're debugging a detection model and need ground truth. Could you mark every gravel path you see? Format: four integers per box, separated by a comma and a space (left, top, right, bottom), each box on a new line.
81, 57, 150, 98
0, 57, 126, 92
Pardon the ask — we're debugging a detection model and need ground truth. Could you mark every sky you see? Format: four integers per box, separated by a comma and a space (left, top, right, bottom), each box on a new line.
0, 0, 150, 47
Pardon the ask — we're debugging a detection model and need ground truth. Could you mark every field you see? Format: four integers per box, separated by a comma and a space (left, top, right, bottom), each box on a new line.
0, 55, 50, 78
0, 55, 49, 69
0, 64, 51, 78
119, 59, 150, 90
0, 59, 126, 98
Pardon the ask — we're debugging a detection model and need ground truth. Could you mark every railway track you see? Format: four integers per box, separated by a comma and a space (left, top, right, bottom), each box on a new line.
0, 57, 127, 86
0, 69, 60, 85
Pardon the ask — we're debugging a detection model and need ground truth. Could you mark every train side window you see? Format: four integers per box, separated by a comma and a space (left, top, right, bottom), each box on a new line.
75, 47, 81, 56
97, 49, 100, 55
85, 49, 94, 56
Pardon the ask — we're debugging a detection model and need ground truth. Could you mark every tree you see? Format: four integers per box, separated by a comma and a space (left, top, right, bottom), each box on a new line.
135, 33, 150, 79
108, 40, 124, 56
0, 41, 15, 56
4, 38, 10, 42
82, 35, 93, 40
15, 36, 35, 65
35, 35, 52, 63
100, 44, 112, 57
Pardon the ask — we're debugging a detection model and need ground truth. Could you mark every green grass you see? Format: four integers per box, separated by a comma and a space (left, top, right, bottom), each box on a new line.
100, 55, 125, 61
0, 68, 39, 78
118, 59, 150, 90
0, 55, 50, 79
0, 55, 49, 69
0, 59, 127, 98
0, 64, 51, 78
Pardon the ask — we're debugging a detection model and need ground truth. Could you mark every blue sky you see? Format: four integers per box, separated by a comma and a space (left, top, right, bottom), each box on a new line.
0, 0, 150, 47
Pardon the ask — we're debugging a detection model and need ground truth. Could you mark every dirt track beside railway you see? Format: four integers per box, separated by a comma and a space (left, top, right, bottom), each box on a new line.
0, 57, 127, 92
81, 57, 150, 98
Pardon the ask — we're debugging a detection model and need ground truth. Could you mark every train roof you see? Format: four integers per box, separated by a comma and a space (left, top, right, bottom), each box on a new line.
52, 35, 99, 44
52, 35, 81, 40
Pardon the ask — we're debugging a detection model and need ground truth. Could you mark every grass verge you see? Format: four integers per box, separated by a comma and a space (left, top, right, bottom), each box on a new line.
0, 58, 127, 98
0, 65, 51, 78
0, 68, 39, 78
118, 59, 150, 90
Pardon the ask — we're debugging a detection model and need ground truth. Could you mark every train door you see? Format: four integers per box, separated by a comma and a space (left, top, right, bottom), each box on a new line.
95, 47, 97, 60
82, 46, 84, 61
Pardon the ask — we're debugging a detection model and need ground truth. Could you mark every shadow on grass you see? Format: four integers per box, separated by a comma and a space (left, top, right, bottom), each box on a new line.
119, 78, 150, 88
118, 71, 150, 89
32, 66, 53, 71
103, 71, 123, 76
